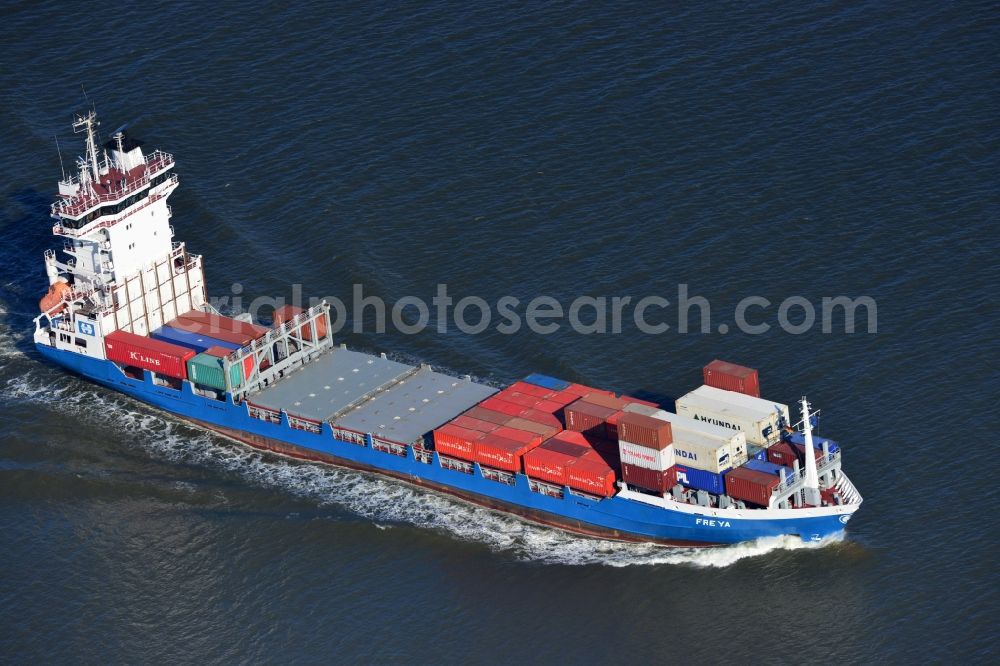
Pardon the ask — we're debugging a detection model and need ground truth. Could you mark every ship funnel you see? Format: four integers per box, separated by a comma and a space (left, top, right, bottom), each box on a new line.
800, 396, 821, 506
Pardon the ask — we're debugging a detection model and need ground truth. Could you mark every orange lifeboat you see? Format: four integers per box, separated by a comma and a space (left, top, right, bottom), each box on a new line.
39, 281, 71, 315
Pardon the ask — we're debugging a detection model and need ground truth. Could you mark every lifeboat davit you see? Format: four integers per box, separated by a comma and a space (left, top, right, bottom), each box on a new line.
39, 281, 71, 315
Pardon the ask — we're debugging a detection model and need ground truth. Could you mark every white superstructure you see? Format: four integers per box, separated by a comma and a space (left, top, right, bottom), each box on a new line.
34, 109, 206, 357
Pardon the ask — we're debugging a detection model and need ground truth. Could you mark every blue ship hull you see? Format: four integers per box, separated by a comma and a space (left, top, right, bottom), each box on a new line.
37, 344, 855, 546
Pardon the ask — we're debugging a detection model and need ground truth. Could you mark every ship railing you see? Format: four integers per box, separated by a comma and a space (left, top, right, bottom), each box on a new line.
331, 426, 367, 447
413, 447, 434, 464
528, 478, 564, 500
767, 450, 844, 506
371, 437, 408, 458
247, 401, 282, 424
52, 179, 177, 237
52, 167, 176, 219
288, 414, 322, 434
480, 467, 516, 486
438, 455, 474, 475
568, 488, 602, 501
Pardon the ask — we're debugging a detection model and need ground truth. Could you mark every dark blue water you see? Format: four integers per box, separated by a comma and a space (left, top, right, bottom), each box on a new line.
1, 1, 997, 663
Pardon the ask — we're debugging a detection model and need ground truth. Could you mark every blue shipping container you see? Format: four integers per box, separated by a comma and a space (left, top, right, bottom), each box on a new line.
786, 432, 840, 455
744, 459, 795, 483
748, 446, 768, 461
674, 465, 728, 494
152, 326, 242, 354
522, 373, 571, 391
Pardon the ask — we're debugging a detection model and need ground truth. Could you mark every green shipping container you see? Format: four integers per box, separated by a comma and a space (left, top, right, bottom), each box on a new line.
187, 352, 243, 391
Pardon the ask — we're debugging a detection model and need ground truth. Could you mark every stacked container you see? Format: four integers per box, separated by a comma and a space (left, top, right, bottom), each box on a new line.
151, 325, 243, 354
432, 424, 485, 460
670, 431, 736, 474
673, 465, 727, 494
675, 384, 789, 446
523, 434, 590, 486
744, 458, 795, 486
473, 431, 537, 473
565, 399, 619, 437
622, 464, 678, 494
175, 310, 270, 342
703, 359, 761, 397
104, 330, 195, 380
522, 373, 571, 391
624, 405, 748, 470
724, 467, 780, 506
566, 449, 617, 497
186, 352, 244, 390
616, 412, 675, 494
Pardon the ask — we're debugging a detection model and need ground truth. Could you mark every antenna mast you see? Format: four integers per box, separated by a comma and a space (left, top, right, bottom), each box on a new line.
73, 110, 100, 182
55, 135, 66, 181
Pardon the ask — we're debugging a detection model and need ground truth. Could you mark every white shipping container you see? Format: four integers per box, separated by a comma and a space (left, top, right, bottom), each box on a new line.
618, 440, 675, 471
687, 384, 790, 427
675, 385, 788, 446
671, 432, 745, 474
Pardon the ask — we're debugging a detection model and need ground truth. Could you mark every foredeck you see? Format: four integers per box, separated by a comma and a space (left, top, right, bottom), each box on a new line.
251, 347, 496, 444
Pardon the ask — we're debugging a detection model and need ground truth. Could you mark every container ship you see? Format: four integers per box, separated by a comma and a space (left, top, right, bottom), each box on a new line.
32, 110, 862, 546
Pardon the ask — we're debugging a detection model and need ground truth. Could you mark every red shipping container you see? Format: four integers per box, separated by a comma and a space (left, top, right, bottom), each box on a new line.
270, 304, 329, 341
549, 430, 590, 447
543, 391, 580, 408
494, 426, 543, 447
582, 393, 628, 410
794, 442, 826, 461
474, 433, 535, 472
520, 408, 564, 428
724, 467, 779, 506
530, 398, 566, 414
622, 463, 678, 494
620, 395, 660, 408
766, 442, 822, 466
508, 381, 553, 399
505, 417, 560, 439
175, 310, 270, 341
104, 330, 196, 380
452, 415, 499, 433
605, 409, 625, 440
498, 391, 542, 408
566, 450, 617, 497
480, 397, 527, 417
465, 406, 511, 426
588, 437, 621, 470
562, 383, 615, 399
565, 399, 618, 433
703, 359, 761, 398
432, 424, 484, 460
523, 438, 590, 486
617, 412, 673, 450
561, 383, 595, 398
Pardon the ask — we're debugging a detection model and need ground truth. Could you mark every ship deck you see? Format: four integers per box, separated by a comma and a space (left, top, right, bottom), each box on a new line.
252, 347, 496, 444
